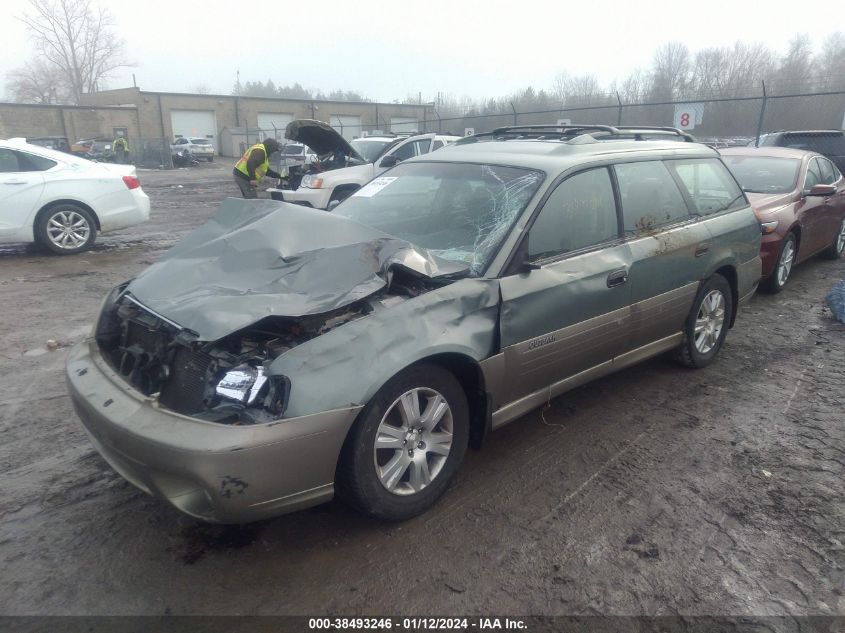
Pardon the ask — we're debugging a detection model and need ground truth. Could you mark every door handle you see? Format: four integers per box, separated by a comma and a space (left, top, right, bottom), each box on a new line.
2, 180, 27, 185
606, 268, 629, 288
694, 242, 710, 257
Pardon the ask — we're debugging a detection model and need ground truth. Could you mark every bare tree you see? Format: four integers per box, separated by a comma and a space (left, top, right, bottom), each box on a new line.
552, 72, 603, 105
192, 84, 211, 95
616, 69, 652, 103
5, 60, 69, 103
776, 34, 814, 93
651, 41, 690, 100
817, 32, 845, 90
17, 0, 129, 103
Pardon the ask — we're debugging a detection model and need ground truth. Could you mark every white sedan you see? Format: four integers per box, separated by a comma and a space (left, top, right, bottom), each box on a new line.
0, 138, 150, 254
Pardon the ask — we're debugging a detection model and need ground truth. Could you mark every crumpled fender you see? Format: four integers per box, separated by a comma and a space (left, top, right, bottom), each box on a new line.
269, 278, 501, 417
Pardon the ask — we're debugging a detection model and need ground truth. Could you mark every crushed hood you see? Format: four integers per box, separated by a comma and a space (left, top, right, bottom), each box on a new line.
126, 198, 468, 341
285, 119, 364, 162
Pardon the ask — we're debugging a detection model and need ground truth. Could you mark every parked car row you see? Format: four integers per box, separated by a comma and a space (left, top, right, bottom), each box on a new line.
5, 122, 840, 523
66, 122, 844, 526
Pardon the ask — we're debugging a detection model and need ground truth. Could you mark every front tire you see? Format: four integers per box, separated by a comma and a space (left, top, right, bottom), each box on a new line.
207, 156, 214, 162
35, 204, 97, 255
821, 217, 845, 260
336, 364, 469, 520
675, 274, 732, 368
761, 233, 796, 293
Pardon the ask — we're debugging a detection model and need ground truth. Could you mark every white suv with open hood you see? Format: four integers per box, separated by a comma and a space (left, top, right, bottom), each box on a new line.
270, 120, 459, 210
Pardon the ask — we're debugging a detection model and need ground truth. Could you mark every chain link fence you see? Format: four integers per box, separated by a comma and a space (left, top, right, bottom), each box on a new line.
133, 138, 173, 169
422, 87, 845, 142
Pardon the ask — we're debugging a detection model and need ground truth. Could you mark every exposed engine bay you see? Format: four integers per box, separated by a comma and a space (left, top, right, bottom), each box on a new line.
94, 270, 447, 426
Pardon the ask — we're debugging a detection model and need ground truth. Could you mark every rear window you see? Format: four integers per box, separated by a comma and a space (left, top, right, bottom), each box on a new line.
0, 148, 57, 172
191, 139, 211, 145
721, 155, 801, 194
614, 161, 690, 234
668, 159, 745, 214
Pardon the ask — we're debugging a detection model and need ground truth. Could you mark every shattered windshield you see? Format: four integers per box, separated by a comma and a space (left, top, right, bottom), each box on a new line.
350, 139, 394, 163
335, 162, 544, 275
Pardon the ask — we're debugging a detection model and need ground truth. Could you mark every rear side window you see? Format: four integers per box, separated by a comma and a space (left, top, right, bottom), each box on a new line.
0, 149, 56, 172
614, 161, 690, 234
667, 159, 745, 215
432, 140, 444, 150
21, 152, 57, 171
528, 167, 619, 260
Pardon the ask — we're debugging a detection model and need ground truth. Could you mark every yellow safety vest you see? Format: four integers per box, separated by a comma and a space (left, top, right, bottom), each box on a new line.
235, 143, 269, 182
114, 138, 128, 151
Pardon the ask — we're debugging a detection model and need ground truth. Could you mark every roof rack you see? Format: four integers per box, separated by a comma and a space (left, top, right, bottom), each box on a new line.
458, 123, 697, 144
613, 126, 696, 141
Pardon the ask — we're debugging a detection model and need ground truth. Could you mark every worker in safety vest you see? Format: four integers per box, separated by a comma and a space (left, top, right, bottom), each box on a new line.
113, 136, 129, 164
232, 138, 282, 198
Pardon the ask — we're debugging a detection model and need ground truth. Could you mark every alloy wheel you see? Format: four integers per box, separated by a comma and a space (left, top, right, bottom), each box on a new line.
694, 290, 726, 354
373, 387, 453, 496
777, 239, 795, 287
46, 209, 91, 250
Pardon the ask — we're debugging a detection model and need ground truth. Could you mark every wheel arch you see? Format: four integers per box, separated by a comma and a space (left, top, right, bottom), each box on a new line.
344, 352, 491, 454
413, 353, 490, 450
787, 224, 802, 256
330, 183, 361, 202
35, 198, 101, 231
711, 264, 739, 328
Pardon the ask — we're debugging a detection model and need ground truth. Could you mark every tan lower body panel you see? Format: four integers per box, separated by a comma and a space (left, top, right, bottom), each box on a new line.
489, 332, 683, 430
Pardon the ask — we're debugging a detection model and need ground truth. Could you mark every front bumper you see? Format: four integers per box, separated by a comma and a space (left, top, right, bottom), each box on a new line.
268, 186, 333, 209
66, 339, 362, 523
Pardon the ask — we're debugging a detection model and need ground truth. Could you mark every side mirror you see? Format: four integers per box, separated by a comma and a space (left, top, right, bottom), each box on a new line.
806, 184, 837, 197
327, 199, 342, 212
379, 155, 399, 168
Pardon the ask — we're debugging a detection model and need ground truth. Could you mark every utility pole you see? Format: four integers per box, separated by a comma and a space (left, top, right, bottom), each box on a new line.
755, 81, 767, 147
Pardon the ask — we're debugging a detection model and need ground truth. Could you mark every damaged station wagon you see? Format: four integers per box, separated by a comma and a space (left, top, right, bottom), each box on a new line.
67, 124, 761, 523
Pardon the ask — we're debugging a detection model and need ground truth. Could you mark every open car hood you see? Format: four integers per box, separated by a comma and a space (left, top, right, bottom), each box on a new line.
126, 198, 468, 341
284, 119, 364, 162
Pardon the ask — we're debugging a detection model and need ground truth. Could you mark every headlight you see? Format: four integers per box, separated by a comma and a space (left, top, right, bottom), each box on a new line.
214, 365, 290, 418
301, 175, 323, 189
760, 220, 779, 235
753, 207, 779, 235
216, 364, 268, 405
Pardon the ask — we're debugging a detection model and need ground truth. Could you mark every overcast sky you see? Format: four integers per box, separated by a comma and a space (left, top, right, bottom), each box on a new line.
1, 0, 842, 103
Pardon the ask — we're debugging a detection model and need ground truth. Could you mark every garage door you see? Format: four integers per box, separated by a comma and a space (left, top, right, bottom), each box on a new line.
257, 112, 293, 140
331, 115, 362, 140
390, 117, 419, 134
170, 110, 218, 150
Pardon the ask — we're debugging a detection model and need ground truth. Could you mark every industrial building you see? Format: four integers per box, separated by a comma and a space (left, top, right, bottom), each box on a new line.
0, 86, 433, 157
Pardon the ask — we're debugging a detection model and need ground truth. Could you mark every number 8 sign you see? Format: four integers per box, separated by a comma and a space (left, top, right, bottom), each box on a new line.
673, 103, 702, 130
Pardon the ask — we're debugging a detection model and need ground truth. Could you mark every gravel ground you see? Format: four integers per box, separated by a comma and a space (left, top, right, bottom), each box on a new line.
1, 162, 843, 617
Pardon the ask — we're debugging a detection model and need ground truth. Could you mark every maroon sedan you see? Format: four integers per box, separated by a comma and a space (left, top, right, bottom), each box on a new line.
721, 147, 845, 292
